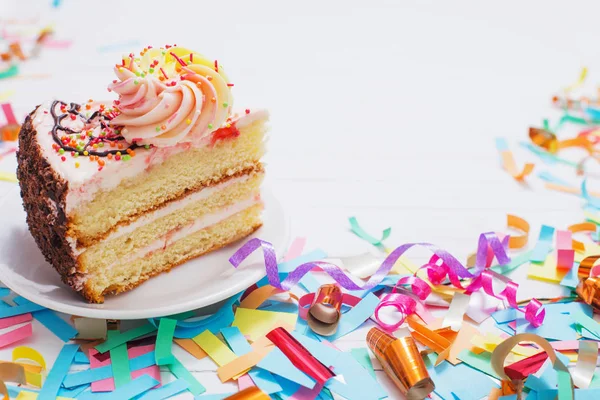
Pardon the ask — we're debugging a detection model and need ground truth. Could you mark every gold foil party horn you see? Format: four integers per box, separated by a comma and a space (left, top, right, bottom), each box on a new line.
367, 327, 435, 400
576, 255, 600, 312
307, 284, 343, 336
223, 387, 270, 400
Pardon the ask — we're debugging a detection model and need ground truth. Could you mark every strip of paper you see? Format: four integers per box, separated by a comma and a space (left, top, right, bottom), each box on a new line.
65, 351, 155, 388
221, 327, 282, 394
12, 346, 46, 387
0, 324, 32, 348
568, 222, 597, 252
441, 292, 470, 331
94, 323, 157, 353
349, 348, 376, 379
136, 379, 189, 400
507, 214, 530, 249
284, 237, 307, 261
193, 330, 237, 367
572, 340, 598, 389
530, 225, 554, 263
78, 375, 159, 400
0, 313, 32, 330
556, 230, 575, 270
166, 356, 206, 396
496, 138, 535, 181
38, 344, 79, 399
348, 217, 391, 247
217, 344, 274, 382
13, 297, 77, 342
109, 332, 131, 388
89, 345, 158, 392
0, 303, 45, 318
173, 338, 207, 360
155, 318, 177, 365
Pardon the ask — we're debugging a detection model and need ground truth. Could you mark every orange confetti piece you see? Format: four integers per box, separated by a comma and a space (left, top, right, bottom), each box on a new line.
568, 222, 597, 253
507, 214, 530, 249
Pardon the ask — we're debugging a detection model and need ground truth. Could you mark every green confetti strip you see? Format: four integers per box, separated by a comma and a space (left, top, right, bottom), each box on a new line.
350, 348, 376, 379
166, 356, 206, 396
348, 216, 391, 248
95, 323, 157, 354
155, 318, 177, 365
109, 331, 131, 388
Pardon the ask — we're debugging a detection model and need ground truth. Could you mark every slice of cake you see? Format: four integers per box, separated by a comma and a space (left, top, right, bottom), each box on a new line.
16, 45, 268, 303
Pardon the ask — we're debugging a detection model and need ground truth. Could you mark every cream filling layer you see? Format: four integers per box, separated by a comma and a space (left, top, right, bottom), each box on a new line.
69, 174, 251, 255
104, 196, 260, 270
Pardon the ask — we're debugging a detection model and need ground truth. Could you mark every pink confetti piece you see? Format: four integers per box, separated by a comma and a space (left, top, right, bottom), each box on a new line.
237, 374, 255, 391
0, 313, 32, 329
90, 344, 160, 392
557, 230, 575, 270
284, 237, 307, 262
0, 323, 32, 348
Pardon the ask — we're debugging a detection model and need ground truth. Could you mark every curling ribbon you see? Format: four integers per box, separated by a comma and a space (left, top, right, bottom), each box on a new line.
491, 333, 574, 400
231, 233, 545, 326
496, 138, 535, 181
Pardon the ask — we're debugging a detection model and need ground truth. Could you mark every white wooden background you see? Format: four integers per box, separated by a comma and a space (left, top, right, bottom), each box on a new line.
1, 0, 599, 398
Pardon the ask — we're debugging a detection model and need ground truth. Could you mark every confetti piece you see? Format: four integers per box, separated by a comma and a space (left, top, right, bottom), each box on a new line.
155, 318, 176, 365
0, 302, 44, 318
216, 343, 275, 383
568, 222, 597, 253
496, 138, 535, 181
507, 214, 530, 249
65, 350, 156, 388
109, 332, 131, 388
89, 345, 158, 392
571, 310, 600, 339
0, 363, 26, 400
0, 65, 19, 80
15, 392, 74, 400
530, 225, 555, 263
136, 378, 189, 400
38, 343, 79, 400
159, 295, 239, 339
556, 230, 575, 270
349, 348, 375, 379
10, 345, 42, 386
348, 216, 391, 248
94, 323, 157, 353
441, 292, 470, 331
232, 308, 297, 341
565, 67, 588, 92
0, 324, 32, 349
14, 298, 76, 342
221, 327, 282, 394
0, 90, 15, 101
572, 341, 597, 389
173, 338, 207, 360
78, 375, 159, 400
0, 313, 32, 329
193, 330, 237, 367
284, 237, 307, 261
528, 254, 569, 283
166, 356, 206, 396
73, 318, 107, 340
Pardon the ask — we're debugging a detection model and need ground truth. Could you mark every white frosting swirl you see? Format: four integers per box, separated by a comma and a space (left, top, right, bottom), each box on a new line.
108, 47, 233, 147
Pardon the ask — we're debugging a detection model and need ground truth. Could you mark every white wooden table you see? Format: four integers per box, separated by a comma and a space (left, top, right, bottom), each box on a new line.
0, 0, 597, 398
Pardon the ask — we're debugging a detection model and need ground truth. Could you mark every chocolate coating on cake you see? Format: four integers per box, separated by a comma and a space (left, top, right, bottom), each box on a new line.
16, 108, 85, 294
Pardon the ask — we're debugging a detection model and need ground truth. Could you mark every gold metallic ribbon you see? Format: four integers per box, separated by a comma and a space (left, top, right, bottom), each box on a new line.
576, 255, 600, 311
223, 387, 270, 400
306, 284, 343, 336
367, 327, 435, 400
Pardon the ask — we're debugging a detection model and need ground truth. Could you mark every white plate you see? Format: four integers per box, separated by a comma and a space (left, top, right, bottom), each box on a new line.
0, 186, 288, 319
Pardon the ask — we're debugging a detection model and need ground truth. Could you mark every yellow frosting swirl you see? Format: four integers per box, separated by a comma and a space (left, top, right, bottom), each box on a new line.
108, 46, 233, 147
